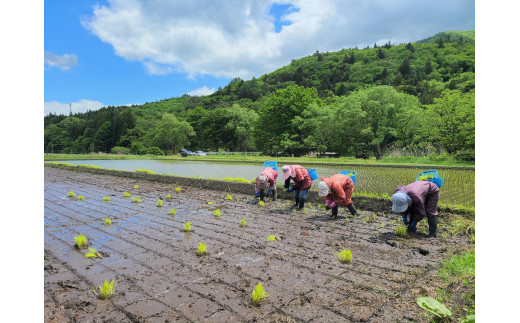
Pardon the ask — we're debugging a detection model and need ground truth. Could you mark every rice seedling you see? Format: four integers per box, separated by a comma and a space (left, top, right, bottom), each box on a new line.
123, 192, 131, 197
394, 225, 408, 237
365, 216, 370, 222
196, 242, 207, 256
169, 208, 176, 215
345, 216, 349, 222
373, 214, 377, 220
68, 191, 75, 197
85, 247, 102, 258
240, 219, 246, 227
267, 235, 276, 241
175, 187, 181, 193
381, 222, 385, 228
77, 195, 84, 200
157, 199, 163, 207
207, 201, 213, 205
166, 194, 171, 200
93, 279, 115, 299
334, 249, 352, 263
103, 196, 110, 201
226, 194, 233, 200
382, 212, 386, 217
104, 217, 112, 225
442, 232, 448, 239
259, 201, 264, 206
74, 235, 88, 249
214, 209, 221, 217
132, 197, 142, 203
183, 222, 192, 232
134, 185, 139, 189
250, 283, 269, 305
391, 220, 396, 225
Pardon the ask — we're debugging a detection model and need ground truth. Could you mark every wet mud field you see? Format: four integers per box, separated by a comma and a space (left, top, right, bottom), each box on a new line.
45, 168, 472, 322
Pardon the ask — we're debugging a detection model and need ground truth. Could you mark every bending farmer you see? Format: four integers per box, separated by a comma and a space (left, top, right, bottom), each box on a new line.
281, 165, 312, 209
391, 181, 440, 238
255, 166, 278, 202
318, 174, 358, 218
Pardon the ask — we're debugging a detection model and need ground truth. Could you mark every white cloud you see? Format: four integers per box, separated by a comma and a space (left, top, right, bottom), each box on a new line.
81, 0, 474, 80
186, 86, 216, 97
44, 51, 79, 71
44, 100, 105, 116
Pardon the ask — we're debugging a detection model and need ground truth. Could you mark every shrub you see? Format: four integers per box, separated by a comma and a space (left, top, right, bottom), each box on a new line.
74, 235, 88, 249
334, 249, 352, 263
110, 146, 130, 155
250, 283, 269, 305
146, 146, 164, 156
130, 142, 147, 155
93, 279, 115, 299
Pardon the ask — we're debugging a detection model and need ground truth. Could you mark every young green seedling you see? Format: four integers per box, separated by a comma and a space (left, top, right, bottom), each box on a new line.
240, 219, 246, 227
381, 222, 385, 228
214, 209, 221, 217
175, 187, 181, 193
183, 222, 192, 232
103, 196, 110, 201
250, 283, 269, 305
196, 242, 207, 256
68, 191, 75, 197
157, 199, 163, 207
134, 185, 139, 189
132, 197, 142, 203
166, 194, 171, 200
104, 217, 112, 225
334, 249, 352, 263
169, 208, 176, 215
93, 279, 115, 299
74, 235, 88, 249
77, 195, 84, 201
226, 194, 233, 200
394, 225, 408, 237
267, 235, 276, 241
207, 201, 213, 205
123, 192, 131, 197
85, 247, 102, 258
259, 201, 264, 206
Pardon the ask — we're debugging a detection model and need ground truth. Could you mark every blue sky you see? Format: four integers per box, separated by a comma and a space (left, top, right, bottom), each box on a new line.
44, 0, 475, 116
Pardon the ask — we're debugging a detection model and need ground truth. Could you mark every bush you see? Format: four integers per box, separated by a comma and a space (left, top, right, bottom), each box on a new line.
111, 146, 130, 154
147, 146, 164, 156
130, 142, 147, 155
455, 149, 475, 161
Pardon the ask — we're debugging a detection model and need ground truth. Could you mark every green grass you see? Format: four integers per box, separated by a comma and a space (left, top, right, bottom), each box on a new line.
334, 249, 352, 263
74, 235, 88, 249
196, 242, 207, 256
250, 283, 269, 305
448, 216, 475, 236
438, 250, 475, 280
93, 279, 115, 299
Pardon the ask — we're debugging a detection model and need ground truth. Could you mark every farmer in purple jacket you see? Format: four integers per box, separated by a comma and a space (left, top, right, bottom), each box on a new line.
391, 181, 440, 238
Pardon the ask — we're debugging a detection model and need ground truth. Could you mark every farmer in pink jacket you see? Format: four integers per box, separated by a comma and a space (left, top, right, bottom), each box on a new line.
281, 165, 312, 209
318, 173, 358, 218
255, 166, 278, 202
391, 181, 440, 238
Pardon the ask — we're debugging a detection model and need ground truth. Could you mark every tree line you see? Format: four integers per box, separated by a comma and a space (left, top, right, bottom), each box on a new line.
44, 31, 474, 160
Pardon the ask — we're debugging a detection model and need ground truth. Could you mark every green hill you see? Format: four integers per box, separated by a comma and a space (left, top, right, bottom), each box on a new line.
45, 31, 475, 160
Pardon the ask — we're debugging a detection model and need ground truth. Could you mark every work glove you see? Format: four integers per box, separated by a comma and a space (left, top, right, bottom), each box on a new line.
285, 188, 294, 192
267, 189, 271, 194
401, 214, 409, 224
329, 201, 337, 208
255, 191, 260, 197
325, 199, 332, 207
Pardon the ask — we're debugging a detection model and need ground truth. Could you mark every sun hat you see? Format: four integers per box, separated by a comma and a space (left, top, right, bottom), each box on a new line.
318, 181, 330, 197
281, 165, 293, 181
257, 174, 269, 189
391, 191, 412, 212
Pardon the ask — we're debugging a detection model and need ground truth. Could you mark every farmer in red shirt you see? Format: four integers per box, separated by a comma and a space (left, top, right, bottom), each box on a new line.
281, 165, 312, 209
254, 166, 278, 202
391, 181, 440, 238
318, 173, 358, 218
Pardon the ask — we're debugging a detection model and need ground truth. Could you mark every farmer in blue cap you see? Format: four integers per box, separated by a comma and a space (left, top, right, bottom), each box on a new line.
391, 181, 440, 238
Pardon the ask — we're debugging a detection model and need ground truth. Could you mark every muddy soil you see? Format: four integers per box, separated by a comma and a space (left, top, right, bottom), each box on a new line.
45, 168, 472, 322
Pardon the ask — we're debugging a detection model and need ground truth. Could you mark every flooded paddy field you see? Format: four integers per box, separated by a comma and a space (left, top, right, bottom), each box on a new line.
44, 167, 473, 322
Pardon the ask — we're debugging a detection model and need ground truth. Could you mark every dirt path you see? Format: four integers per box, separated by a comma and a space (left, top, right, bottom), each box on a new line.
44, 168, 471, 322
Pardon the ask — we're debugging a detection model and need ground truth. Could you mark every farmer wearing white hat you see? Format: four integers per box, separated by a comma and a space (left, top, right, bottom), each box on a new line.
281, 165, 312, 209
255, 166, 278, 202
391, 181, 440, 238
318, 174, 358, 218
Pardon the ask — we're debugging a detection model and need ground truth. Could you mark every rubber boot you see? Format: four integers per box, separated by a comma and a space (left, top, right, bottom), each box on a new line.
271, 189, 277, 201
427, 216, 438, 238
259, 189, 265, 202
407, 221, 417, 233
346, 204, 358, 216
298, 198, 305, 209
331, 205, 339, 218
293, 196, 300, 208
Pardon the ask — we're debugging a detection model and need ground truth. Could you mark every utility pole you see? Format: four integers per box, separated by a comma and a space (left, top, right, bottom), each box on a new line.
69, 103, 72, 116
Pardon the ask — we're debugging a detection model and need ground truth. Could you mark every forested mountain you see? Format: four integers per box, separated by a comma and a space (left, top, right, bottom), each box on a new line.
44, 31, 475, 160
